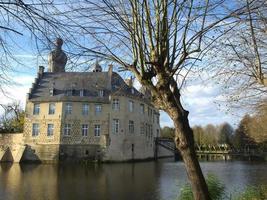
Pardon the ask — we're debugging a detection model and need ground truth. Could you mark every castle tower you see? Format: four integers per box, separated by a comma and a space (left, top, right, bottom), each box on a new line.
48, 38, 67, 72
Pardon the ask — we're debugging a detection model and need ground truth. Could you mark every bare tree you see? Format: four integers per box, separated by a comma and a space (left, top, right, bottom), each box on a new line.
57, 0, 258, 199
210, 0, 267, 108
0, 1, 70, 93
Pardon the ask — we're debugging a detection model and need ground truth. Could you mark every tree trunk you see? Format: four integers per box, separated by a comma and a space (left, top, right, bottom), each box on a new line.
171, 113, 211, 200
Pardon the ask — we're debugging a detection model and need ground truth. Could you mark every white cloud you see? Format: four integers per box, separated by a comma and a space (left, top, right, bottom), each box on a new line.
0, 74, 35, 109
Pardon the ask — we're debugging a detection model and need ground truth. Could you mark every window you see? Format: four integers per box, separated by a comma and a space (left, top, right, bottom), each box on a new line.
66, 90, 72, 96
82, 104, 89, 115
131, 88, 135, 94
80, 89, 84, 97
49, 88, 54, 96
65, 103, 72, 114
150, 125, 153, 139
112, 99, 120, 111
82, 124, 88, 136
129, 120, 134, 134
95, 104, 102, 114
140, 104, 144, 114
129, 100, 134, 112
112, 119, 119, 134
32, 123, 39, 136
64, 124, 71, 136
33, 104, 40, 115
145, 123, 149, 137
47, 124, 54, 136
94, 125, 101, 136
99, 90, 104, 97
156, 129, 159, 137
157, 114, 160, 124
48, 103, 55, 115
140, 122, 144, 134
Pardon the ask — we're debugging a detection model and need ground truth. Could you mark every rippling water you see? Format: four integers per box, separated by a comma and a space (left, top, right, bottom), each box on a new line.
0, 159, 267, 200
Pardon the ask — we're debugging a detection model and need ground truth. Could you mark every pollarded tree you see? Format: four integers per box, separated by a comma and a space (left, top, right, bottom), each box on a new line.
59, 0, 259, 199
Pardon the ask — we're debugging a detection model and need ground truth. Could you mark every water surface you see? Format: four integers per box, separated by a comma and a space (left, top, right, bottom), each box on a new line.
0, 159, 267, 200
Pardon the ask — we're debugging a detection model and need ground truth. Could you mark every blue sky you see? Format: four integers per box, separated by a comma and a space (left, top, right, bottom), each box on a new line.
0, 52, 245, 129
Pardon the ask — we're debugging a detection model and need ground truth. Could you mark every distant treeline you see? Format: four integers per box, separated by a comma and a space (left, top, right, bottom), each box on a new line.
161, 102, 267, 149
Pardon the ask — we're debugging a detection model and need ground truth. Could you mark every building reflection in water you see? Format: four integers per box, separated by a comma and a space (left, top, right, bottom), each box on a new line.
1, 160, 267, 200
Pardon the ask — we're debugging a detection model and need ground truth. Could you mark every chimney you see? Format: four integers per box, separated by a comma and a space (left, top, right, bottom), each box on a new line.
125, 76, 133, 87
38, 66, 44, 74
107, 64, 113, 90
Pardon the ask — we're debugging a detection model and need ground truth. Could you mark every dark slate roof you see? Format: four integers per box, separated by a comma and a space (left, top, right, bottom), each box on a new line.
29, 71, 144, 102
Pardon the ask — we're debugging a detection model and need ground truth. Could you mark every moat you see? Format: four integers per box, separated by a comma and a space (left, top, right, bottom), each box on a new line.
0, 159, 267, 200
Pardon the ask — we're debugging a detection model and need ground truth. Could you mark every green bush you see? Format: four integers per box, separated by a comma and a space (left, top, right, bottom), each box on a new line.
179, 173, 225, 200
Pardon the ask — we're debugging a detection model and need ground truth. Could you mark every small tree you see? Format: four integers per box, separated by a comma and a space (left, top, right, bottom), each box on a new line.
0, 102, 25, 133
232, 115, 254, 150
161, 126, 175, 138
218, 123, 233, 145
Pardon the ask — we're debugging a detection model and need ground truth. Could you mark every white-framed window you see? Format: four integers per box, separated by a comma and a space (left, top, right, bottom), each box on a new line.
112, 99, 120, 111
82, 124, 88, 136
140, 104, 144, 114
65, 103, 72, 114
63, 124, 71, 136
140, 122, 144, 134
129, 120, 134, 134
99, 90, 104, 97
94, 124, 101, 137
47, 124, 54, 136
129, 100, 134, 112
33, 104, 40, 115
32, 123, 39, 136
112, 119, 119, 134
95, 104, 102, 114
82, 104, 89, 115
48, 103, 55, 115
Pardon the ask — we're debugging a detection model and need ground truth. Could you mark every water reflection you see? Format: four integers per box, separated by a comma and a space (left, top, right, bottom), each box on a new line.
0, 160, 267, 200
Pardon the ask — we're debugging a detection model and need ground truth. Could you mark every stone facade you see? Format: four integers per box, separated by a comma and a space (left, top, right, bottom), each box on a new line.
1, 40, 164, 162
20, 60, 161, 162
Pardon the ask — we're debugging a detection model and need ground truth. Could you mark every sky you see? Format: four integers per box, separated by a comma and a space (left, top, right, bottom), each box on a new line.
0, 53, 245, 129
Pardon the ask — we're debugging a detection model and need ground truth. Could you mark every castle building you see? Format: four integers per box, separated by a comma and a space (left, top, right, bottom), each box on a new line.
22, 39, 160, 162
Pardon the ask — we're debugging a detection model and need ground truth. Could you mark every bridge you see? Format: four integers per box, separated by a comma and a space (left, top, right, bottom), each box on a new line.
154, 137, 266, 161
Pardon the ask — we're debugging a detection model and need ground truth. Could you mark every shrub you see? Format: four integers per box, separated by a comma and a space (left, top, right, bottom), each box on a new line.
179, 173, 225, 200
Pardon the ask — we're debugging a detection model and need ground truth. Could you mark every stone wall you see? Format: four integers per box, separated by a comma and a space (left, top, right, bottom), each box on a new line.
0, 133, 25, 162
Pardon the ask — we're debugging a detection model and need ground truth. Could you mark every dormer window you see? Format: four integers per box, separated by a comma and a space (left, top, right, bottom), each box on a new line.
99, 90, 104, 97
49, 88, 54, 96
66, 90, 72, 96
80, 89, 84, 97
131, 88, 135, 94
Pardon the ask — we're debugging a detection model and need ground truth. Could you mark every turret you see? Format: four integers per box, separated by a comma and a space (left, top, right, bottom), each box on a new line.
48, 38, 67, 72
